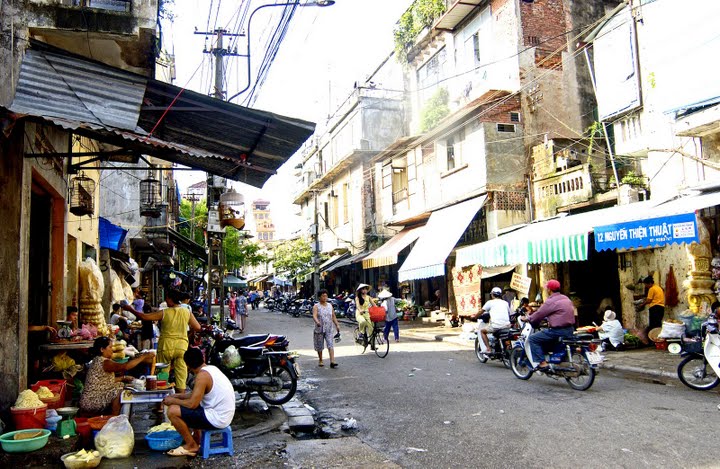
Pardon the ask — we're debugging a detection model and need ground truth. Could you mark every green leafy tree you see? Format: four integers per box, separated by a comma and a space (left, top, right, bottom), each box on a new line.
393, 0, 447, 63
272, 238, 315, 278
420, 87, 450, 132
224, 229, 269, 271
178, 198, 208, 246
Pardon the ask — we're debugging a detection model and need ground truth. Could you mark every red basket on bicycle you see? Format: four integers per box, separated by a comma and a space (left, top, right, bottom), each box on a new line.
369, 306, 386, 322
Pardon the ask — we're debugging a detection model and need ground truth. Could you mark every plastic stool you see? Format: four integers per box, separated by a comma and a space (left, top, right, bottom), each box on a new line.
200, 426, 234, 459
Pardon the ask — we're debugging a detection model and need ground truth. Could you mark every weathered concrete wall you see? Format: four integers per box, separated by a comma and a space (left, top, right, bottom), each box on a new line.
98, 165, 146, 241
0, 119, 28, 412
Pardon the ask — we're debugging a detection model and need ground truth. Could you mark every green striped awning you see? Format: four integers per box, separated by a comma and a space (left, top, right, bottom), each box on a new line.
527, 233, 588, 264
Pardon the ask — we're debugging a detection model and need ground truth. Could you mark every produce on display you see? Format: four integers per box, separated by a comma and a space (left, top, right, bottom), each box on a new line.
78, 258, 110, 336
35, 387, 54, 399
14, 390, 44, 409
94, 415, 134, 459
147, 422, 176, 434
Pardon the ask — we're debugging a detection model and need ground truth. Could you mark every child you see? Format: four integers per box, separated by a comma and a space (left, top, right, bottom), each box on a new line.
598, 310, 624, 351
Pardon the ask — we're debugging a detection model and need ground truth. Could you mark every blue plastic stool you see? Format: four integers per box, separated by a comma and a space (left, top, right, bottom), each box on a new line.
200, 427, 234, 459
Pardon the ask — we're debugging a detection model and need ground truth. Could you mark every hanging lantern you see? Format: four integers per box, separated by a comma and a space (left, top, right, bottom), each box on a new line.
139, 176, 163, 218
69, 172, 96, 216
219, 188, 245, 230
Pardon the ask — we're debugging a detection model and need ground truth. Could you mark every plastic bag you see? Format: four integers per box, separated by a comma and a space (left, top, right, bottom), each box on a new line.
94, 415, 134, 459
222, 345, 242, 369
658, 320, 685, 339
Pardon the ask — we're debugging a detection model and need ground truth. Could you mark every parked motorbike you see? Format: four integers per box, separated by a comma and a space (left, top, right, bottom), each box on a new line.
195, 326, 299, 405
475, 326, 521, 369
510, 320, 603, 391
677, 317, 720, 391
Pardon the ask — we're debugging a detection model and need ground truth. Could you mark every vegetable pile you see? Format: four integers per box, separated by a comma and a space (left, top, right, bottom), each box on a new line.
14, 389, 44, 409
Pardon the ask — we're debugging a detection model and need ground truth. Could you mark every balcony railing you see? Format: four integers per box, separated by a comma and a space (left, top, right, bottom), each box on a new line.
392, 187, 409, 205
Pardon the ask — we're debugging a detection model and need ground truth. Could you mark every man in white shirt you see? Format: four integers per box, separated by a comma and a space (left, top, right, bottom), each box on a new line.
164, 347, 236, 457
477, 287, 512, 353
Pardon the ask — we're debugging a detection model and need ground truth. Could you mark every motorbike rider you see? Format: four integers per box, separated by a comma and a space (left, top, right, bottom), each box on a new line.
476, 287, 512, 354
523, 279, 575, 370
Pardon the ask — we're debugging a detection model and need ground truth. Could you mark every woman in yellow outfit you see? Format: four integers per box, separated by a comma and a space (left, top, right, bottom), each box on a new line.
137, 289, 201, 393
355, 284, 376, 349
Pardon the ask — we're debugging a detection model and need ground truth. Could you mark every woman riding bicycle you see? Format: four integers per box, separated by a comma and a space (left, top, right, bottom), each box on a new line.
355, 284, 376, 349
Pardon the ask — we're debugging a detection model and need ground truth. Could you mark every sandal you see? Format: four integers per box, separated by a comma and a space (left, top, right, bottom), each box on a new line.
167, 446, 197, 457
318, 362, 324, 367
330, 362, 339, 368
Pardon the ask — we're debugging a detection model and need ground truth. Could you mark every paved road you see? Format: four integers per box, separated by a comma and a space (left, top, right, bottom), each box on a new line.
249, 308, 720, 468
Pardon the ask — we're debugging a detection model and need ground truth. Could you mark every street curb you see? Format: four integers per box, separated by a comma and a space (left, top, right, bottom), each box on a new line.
232, 406, 286, 440
600, 362, 677, 381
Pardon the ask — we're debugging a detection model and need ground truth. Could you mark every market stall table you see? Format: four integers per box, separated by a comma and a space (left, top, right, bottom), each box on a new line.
38, 341, 94, 352
119, 388, 174, 418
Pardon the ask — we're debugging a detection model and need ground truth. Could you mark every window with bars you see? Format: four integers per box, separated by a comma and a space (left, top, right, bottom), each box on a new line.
492, 191, 527, 211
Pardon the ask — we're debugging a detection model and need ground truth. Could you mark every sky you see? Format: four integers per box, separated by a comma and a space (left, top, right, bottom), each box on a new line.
164, 0, 414, 238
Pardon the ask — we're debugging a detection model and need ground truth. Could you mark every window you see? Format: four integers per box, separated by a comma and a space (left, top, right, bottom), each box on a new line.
323, 202, 329, 228
421, 143, 435, 162
497, 124, 516, 133
391, 157, 409, 205
269, 233, 273, 241
472, 33, 481, 64
510, 112, 520, 123
330, 194, 339, 229
447, 136, 456, 171
342, 183, 349, 224
417, 47, 447, 105
445, 129, 464, 171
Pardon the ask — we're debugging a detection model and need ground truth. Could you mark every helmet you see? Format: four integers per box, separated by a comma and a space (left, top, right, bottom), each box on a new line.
491, 287, 502, 297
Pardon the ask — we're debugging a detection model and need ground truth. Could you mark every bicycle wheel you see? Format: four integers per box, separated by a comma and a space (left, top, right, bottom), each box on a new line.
374, 330, 389, 358
353, 326, 367, 353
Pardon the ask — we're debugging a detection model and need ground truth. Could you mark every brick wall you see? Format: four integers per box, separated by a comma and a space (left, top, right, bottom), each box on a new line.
477, 95, 522, 124
520, 0, 568, 52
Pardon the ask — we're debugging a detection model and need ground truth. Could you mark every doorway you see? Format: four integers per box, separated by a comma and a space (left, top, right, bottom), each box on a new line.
28, 190, 52, 327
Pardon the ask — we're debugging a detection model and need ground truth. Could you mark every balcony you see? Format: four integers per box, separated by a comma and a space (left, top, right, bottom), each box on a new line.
435, 0, 488, 31
293, 87, 405, 204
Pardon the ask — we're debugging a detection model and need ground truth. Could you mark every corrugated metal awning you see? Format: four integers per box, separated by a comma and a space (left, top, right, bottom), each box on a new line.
362, 225, 425, 269
9, 41, 315, 187
327, 251, 370, 272
319, 252, 350, 273
398, 195, 486, 282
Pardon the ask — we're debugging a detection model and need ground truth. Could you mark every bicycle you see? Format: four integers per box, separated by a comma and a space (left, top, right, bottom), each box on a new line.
353, 322, 389, 358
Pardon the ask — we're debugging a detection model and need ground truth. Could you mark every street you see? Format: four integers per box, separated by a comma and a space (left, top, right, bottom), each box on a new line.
243, 309, 720, 468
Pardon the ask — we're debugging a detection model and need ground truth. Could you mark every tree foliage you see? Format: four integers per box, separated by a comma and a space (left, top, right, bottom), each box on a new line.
272, 238, 314, 278
393, 0, 447, 64
177, 197, 268, 272
224, 229, 269, 271
420, 87, 450, 132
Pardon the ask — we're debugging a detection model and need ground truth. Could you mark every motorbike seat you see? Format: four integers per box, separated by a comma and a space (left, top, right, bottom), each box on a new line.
238, 346, 264, 358
560, 333, 594, 343
493, 328, 512, 338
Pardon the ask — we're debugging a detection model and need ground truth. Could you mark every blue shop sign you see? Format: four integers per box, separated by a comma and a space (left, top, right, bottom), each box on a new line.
594, 212, 699, 251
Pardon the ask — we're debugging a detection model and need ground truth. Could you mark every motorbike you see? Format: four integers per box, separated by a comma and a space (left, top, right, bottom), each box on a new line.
475, 326, 521, 369
677, 317, 720, 391
194, 326, 299, 405
510, 320, 604, 391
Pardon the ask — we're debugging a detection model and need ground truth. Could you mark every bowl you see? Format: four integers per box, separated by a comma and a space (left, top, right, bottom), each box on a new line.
154, 362, 169, 369
87, 415, 111, 431
57, 406, 79, 418
61, 450, 102, 469
145, 430, 183, 451
0, 429, 51, 453
112, 357, 129, 364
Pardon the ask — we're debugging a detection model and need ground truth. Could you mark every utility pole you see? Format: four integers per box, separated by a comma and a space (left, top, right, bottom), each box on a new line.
195, 28, 243, 99
194, 28, 242, 323
313, 191, 320, 295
